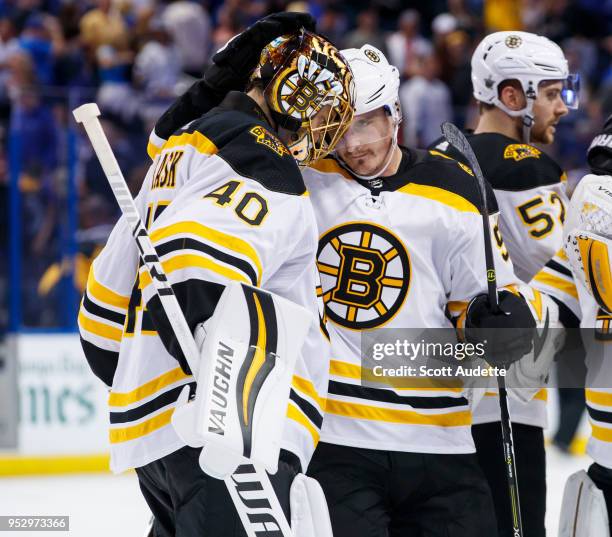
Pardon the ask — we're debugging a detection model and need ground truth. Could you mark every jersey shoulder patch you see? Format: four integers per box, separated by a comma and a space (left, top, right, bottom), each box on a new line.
186, 110, 305, 196
469, 133, 563, 192
402, 151, 498, 214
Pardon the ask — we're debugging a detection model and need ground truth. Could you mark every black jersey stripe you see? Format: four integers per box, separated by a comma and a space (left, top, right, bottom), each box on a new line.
83, 292, 126, 326
109, 382, 195, 424
328, 380, 469, 409
156, 237, 258, 286
80, 337, 119, 387
545, 258, 573, 278
587, 404, 612, 425
289, 388, 323, 429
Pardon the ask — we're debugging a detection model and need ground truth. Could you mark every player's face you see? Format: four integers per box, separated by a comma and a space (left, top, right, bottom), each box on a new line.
531, 81, 569, 144
335, 108, 395, 176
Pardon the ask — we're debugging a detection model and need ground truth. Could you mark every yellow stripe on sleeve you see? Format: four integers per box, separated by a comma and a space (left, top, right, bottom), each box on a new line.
150, 221, 262, 285
532, 271, 579, 300
109, 367, 191, 407
109, 408, 175, 444
591, 423, 612, 443
139, 253, 250, 289
78, 311, 123, 342
586, 389, 612, 407
87, 270, 130, 309
287, 403, 320, 446
292, 375, 325, 411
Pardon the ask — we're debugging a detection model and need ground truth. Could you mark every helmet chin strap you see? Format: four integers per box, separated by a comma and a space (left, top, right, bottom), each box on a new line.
337, 122, 400, 181
521, 82, 537, 144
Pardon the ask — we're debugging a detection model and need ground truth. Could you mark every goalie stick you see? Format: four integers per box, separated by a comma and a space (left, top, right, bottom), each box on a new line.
73, 103, 295, 537
441, 121, 524, 537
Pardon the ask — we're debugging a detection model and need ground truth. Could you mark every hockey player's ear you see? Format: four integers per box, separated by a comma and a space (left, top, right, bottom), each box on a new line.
499, 81, 526, 112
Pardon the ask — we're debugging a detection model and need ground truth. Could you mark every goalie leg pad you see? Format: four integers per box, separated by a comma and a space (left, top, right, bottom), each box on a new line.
290, 474, 333, 537
172, 281, 315, 478
559, 469, 610, 537
567, 230, 612, 315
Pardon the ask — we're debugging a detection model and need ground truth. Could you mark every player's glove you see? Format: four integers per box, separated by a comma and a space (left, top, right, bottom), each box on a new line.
464, 290, 536, 369
154, 12, 315, 140
587, 113, 612, 176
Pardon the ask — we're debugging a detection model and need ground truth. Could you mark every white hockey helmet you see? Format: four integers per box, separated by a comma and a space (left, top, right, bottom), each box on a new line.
471, 31, 579, 140
336, 45, 402, 180
341, 44, 401, 121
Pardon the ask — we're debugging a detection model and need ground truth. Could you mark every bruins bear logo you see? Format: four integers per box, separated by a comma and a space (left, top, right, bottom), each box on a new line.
505, 35, 522, 49
364, 49, 380, 63
317, 222, 410, 329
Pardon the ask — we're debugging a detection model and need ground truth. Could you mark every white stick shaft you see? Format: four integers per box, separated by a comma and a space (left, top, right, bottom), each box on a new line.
73, 103, 294, 537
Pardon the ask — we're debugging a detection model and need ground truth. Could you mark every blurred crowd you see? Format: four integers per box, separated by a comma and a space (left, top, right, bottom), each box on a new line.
0, 0, 610, 328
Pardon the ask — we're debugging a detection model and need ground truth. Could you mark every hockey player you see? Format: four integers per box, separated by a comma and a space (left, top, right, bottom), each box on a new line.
560, 116, 612, 536
146, 40, 544, 536
78, 15, 355, 537
430, 31, 581, 537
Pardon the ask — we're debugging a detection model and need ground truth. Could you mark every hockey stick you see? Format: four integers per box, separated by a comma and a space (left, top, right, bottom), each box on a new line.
441, 122, 524, 537
73, 103, 294, 537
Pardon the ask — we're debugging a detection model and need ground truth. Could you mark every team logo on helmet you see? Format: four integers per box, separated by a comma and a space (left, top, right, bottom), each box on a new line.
505, 35, 522, 49
317, 222, 410, 330
364, 48, 380, 63
503, 143, 541, 161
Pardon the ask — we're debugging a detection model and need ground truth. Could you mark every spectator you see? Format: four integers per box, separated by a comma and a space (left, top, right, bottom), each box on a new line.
344, 9, 387, 55
161, 0, 211, 77
79, 0, 129, 54
134, 17, 182, 127
399, 50, 452, 147
385, 9, 431, 80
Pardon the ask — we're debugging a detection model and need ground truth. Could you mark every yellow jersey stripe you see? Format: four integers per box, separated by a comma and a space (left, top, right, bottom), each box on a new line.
287, 403, 320, 445
292, 375, 325, 411
109, 408, 174, 444
109, 367, 191, 407
398, 183, 479, 214
78, 311, 123, 342
147, 141, 161, 160
329, 359, 463, 391
586, 389, 612, 407
591, 423, 612, 443
309, 158, 353, 180
324, 398, 472, 426
87, 270, 130, 309
140, 253, 250, 289
532, 271, 579, 300
163, 131, 218, 155
150, 221, 262, 285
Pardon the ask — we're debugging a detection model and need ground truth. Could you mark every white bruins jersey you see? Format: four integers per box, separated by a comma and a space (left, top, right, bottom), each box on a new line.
303, 149, 519, 454
432, 132, 580, 428
78, 92, 328, 473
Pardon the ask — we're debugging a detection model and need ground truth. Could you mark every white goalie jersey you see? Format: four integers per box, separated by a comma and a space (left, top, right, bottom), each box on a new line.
78, 93, 329, 473
303, 149, 520, 454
